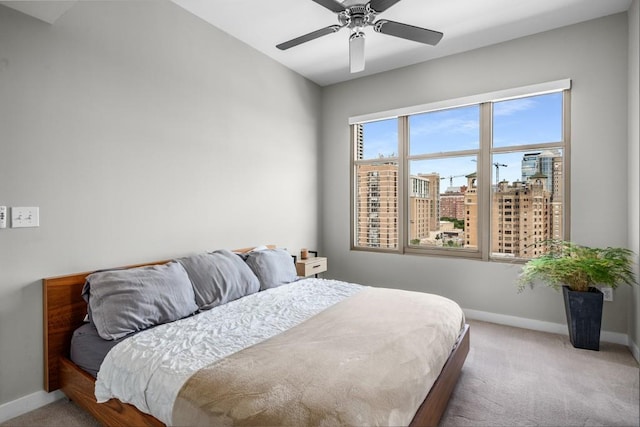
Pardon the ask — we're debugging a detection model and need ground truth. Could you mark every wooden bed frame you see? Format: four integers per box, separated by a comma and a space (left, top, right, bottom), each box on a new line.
43, 248, 470, 427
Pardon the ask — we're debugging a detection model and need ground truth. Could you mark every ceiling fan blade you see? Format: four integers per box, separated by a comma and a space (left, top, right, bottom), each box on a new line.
349, 32, 365, 73
276, 25, 343, 50
311, 0, 346, 13
374, 20, 443, 45
367, 0, 403, 13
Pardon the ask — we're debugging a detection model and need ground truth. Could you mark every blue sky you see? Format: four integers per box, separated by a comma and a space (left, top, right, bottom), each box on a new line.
361, 92, 563, 189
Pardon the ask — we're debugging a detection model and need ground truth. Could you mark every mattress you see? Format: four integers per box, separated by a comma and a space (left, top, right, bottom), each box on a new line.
71, 320, 154, 378
70, 323, 127, 378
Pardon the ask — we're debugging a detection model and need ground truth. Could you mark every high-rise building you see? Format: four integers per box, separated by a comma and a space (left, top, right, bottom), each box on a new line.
409, 175, 432, 242
521, 150, 560, 191
417, 173, 440, 232
521, 152, 539, 182
355, 125, 364, 160
465, 155, 561, 258
550, 156, 563, 240
356, 163, 398, 248
491, 174, 551, 258
408, 173, 440, 242
521, 150, 564, 243
440, 186, 467, 220
356, 164, 439, 247
463, 173, 479, 249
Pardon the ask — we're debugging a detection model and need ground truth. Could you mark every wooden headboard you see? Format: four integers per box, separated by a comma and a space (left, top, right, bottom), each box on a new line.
42, 245, 274, 392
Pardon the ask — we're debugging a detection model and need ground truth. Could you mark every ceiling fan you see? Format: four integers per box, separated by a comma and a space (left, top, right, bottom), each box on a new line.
276, 0, 443, 73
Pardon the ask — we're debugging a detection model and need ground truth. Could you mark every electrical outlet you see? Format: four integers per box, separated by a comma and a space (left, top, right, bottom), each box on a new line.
599, 286, 613, 302
11, 206, 39, 228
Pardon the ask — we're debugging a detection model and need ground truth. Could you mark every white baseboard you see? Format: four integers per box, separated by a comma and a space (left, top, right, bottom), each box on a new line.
463, 308, 629, 347
0, 389, 64, 424
629, 337, 640, 362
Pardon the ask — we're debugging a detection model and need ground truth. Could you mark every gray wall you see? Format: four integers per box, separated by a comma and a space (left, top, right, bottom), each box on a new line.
321, 14, 632, 335
628, 0, 639, 355
0, 2, 321, 405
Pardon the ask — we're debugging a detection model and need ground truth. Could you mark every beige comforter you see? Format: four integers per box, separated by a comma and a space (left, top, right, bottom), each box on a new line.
173, 287, 464, 426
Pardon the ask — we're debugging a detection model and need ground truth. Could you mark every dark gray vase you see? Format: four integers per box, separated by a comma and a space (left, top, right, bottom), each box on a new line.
562, 285, 603, 351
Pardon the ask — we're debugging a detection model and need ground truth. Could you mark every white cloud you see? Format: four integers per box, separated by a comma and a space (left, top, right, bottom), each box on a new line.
411, 118, 479, 136
494, 98, 536, 116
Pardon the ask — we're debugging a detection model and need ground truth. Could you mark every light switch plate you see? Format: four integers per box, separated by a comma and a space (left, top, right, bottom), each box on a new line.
11, 207, 39, 228
0, 206, 6, 228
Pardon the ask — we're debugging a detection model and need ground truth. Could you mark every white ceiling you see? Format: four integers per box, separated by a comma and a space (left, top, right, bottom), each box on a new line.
0, 1, 75, 24
2, 0, 633, 86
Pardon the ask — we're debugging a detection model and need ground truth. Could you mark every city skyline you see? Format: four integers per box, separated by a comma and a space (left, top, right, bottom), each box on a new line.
356, 148, 564, 257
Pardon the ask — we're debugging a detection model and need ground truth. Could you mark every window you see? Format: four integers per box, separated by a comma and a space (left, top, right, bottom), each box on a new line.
353, 118, 399, 250
351, 80, 570, 261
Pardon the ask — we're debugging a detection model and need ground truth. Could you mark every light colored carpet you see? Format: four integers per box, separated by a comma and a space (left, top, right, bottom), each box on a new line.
2, 320, 638, 426
440, 321, 639, 426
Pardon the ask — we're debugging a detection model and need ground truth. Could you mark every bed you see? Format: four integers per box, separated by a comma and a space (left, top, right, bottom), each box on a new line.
43, 246, 470, 426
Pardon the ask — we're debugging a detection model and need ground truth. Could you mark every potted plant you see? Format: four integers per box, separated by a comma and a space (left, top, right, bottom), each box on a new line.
518, 240, 636, 351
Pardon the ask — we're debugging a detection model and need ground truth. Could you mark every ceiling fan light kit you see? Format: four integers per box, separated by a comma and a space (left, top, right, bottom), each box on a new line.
349, 31, 366, 72
276, 0, 443, 74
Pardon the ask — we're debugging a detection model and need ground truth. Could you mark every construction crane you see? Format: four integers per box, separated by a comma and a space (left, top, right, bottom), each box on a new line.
469, 159, 508, 184
493, 163, 508, 185
440, 174, 466, 187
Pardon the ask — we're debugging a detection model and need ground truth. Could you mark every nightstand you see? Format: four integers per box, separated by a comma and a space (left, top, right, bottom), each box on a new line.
296, 257, 327, 277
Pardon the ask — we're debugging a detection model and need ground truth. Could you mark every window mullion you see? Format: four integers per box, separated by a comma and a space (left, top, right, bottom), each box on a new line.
350, 125, 356, 250
398, 116, 408, 254
491, 142, 563, 155
407, 149, 480, 162
562, 89, 571, 241
479, 102, 493, 261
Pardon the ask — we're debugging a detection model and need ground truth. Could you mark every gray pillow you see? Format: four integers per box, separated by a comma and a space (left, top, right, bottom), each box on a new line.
177, 249, 260, 310
244, 248, 298, 290
83, 262, 198, 340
